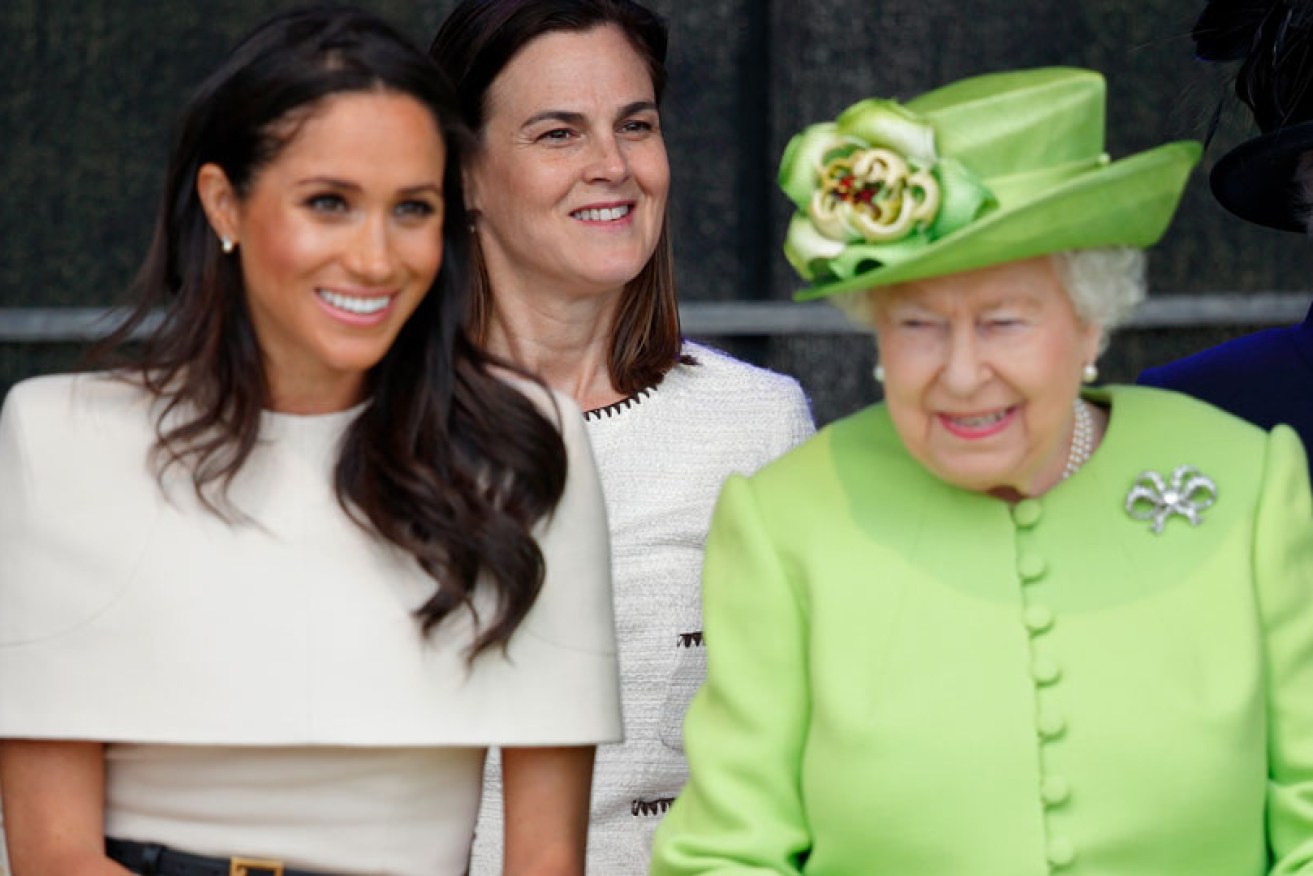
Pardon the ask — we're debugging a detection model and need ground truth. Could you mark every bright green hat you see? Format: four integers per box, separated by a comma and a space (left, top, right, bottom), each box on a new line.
778, 67, 1202, 300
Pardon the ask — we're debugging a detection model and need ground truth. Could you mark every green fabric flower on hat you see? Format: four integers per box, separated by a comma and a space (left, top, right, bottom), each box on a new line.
779, 98, 996, 284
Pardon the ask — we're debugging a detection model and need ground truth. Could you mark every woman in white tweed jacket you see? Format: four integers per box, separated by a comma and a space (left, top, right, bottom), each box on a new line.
428, 0, 815, 871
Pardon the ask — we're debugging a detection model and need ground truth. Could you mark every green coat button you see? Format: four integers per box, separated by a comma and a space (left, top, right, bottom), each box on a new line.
1041, 775, 1070, 806
1048, 837, 1075, 867
1032, 656, 1061, 685
1018, 554, 1048, 581
1024, 605, 1055, 633
1012, 499, 1042, 527
1037, 710, 1066, 739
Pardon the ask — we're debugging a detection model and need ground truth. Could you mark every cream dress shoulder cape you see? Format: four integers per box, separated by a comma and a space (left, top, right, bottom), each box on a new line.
0, 373, 621, 747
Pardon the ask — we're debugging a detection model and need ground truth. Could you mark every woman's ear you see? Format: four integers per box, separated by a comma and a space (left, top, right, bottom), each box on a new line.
196, 163, 240, 245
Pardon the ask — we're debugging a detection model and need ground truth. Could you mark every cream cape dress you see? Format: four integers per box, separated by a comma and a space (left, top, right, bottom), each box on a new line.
0, 373, 621, 875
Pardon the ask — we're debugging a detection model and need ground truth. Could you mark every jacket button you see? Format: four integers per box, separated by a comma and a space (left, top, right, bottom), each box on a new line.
1037, 710, 1067, 739
1031, 656, 1061, 685
1047, 837, 1075, 868
1012, 499, 1042, 527
1024, 605, 1055, 634
1041, 775, 1071, 806
1018, 554, 1048, 582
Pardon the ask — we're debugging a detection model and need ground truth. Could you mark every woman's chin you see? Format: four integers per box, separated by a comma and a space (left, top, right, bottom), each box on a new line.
923, 457, 1029, 496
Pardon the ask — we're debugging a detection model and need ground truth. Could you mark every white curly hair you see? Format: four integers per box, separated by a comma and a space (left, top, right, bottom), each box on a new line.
831, 247, 1146, 354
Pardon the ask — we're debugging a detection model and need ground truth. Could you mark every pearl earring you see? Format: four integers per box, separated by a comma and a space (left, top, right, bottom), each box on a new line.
873, 364, 885, 384
220, 236, 235, 254
1082, 363, 1098, 384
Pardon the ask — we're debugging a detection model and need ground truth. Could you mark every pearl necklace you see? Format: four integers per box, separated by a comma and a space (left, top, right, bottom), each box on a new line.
1062, 399, 1094, 481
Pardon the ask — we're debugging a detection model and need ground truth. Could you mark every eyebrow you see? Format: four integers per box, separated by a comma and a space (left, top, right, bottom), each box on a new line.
981, 295, 1040, 310
521, 100, 659, 129
296, 177, 442, 196
617, 100, 659, 119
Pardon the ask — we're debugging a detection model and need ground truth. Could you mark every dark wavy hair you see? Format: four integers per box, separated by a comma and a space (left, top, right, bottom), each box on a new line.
430, 0, 689, 396
93, 5, 568, 656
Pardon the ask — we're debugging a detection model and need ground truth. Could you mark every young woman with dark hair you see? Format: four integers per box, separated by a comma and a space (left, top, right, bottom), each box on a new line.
0, 7, 618, 875
429, 1, 814, 871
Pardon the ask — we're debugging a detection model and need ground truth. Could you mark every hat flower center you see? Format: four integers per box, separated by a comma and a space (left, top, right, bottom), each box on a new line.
813, 147, 942, 243
777, 95, 995, 285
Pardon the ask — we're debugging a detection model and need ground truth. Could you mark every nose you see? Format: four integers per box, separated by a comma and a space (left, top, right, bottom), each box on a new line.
940, 326, 990, 396
585, 133, 629, 183
346, 213, 396, 284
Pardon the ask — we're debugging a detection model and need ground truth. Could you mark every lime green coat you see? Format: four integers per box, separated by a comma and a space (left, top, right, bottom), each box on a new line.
651, 386, 1313, 875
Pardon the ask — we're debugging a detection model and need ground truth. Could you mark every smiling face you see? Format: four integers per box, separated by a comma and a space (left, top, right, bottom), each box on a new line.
871, 256, 1102, 497
198, 90, 447, 413
464, 24, 669, 307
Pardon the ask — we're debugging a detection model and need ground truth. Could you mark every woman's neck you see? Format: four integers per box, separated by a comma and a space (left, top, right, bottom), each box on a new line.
262, 362, 365, 415
988, 398, 1110, 502
484, 286, 627, 412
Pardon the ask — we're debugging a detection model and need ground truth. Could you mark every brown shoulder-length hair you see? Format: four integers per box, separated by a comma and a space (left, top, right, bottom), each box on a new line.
430, 0, 688, 396
92, 6, 568, 658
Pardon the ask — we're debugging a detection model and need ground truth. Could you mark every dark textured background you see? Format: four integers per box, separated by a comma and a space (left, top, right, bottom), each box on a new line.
2, 0, 1309, 425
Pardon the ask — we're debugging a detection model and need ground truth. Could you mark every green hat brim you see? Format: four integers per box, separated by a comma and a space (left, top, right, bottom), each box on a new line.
793, 139, 1201, 301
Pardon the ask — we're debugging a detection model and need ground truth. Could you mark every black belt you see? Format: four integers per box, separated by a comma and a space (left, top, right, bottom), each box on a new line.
106, 838, 342, 876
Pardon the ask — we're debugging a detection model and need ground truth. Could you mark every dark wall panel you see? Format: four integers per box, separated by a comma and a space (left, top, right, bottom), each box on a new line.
3, 1, 1311, 420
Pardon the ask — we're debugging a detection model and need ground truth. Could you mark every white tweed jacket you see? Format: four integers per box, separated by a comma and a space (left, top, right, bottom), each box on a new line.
471, 341, 815, 874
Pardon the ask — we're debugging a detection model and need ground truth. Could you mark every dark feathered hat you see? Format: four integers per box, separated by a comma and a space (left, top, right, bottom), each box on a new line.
1195, 0, 1313, 231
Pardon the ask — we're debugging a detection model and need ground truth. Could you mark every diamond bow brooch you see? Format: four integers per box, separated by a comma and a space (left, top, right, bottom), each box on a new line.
1124, 465, 1218, 535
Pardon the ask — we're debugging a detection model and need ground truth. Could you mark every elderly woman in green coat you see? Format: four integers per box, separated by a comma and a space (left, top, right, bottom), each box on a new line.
651, 67, 1313, 875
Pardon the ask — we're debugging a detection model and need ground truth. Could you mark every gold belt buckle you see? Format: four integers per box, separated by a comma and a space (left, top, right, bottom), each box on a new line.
230, 859, 285, 876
